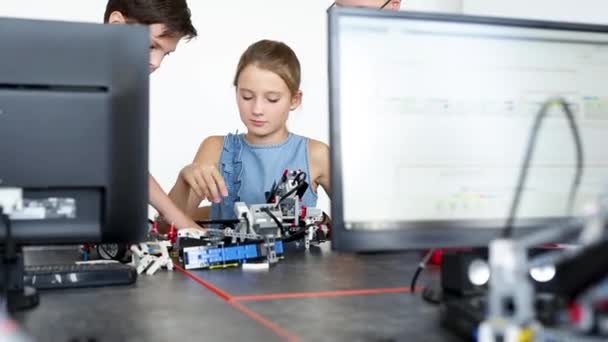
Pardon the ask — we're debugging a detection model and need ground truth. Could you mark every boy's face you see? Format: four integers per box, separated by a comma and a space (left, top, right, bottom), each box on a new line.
335, 0, 401, 10
147, 24, 180, 73
107, 11, 181, 74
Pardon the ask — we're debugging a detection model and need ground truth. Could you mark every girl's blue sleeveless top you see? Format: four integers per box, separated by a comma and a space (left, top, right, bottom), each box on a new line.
210, 132, 318, 219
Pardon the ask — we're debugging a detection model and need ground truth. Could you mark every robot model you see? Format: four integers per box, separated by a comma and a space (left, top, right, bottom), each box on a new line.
89, 170, 330, 272
179, 169, 330, 270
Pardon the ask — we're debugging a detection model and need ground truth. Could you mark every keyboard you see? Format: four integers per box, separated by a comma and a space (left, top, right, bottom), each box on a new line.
24, 262, 137, 290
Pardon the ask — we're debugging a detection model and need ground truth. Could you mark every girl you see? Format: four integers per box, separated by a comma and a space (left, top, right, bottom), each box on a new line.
169, 39, 330, 220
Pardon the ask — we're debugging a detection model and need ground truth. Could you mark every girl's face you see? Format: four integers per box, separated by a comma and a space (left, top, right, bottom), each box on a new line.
236, 64, 301, 143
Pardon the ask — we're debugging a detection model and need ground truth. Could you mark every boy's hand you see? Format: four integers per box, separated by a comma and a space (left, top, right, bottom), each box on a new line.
179, 163, 228, 203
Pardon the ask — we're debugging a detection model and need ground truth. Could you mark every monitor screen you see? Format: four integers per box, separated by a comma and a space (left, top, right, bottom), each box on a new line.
328, 9, 608, 251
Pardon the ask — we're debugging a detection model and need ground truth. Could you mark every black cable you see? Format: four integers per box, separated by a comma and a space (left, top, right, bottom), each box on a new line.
503, 98, 584, 238
277, 187, 299, 205
283, 224, 316, 243
277, 171, 308, 205
410, 268, 423, 293
294, 171, 307, 185
241, 212, 252, 237
242, 212, 250, 227
410, 249, 435, 293
260, 207, 286, 236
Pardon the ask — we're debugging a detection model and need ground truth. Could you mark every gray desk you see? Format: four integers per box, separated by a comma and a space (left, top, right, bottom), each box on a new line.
14, 245, 463, 342
172, 244, 462, 342
17, 247, 283, 342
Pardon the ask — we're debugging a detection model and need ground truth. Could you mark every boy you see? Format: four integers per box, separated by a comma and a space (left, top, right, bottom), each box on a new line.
104, 0, 203, 232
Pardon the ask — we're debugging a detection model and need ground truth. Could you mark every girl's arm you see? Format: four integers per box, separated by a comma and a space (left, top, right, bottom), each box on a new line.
169, 136, 227, 215
168, 173, 198, 214
309, 139, 331, 196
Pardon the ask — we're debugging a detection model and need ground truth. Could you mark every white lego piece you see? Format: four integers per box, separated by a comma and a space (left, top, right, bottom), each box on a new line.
305, 226, 314, 250
304, 207, 324, 223
145, 240, 173, 275
234, 202, 252, 240
234, 202, 249, 220
137, 255, 155, 274
161, 240, 174, 271
177, 228, 206, 240
145, 257, 164, 275
130, 244, 154, 275
242, 262, 269, 271
131, 240, 174, 275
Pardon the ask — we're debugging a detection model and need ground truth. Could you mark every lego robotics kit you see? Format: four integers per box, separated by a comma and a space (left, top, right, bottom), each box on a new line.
84, 170, 330, 274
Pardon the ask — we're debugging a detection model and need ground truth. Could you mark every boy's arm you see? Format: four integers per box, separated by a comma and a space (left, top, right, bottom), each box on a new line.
149, 174, 203, 231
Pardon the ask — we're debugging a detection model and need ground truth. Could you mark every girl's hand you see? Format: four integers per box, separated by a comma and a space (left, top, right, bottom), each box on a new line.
179, 163, 228, 203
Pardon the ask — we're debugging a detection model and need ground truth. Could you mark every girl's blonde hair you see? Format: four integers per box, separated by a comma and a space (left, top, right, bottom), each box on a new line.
233, 39, 301, 95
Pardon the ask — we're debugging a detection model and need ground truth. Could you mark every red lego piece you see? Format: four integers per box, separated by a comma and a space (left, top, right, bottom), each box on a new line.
300, 206, 307, 219
150, 221, 159, 235
430, 249, 444, 265
167, 224, 178, 244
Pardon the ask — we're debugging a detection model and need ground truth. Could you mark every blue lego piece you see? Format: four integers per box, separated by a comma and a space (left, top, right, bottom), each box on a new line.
275, 240, 284, 254
183, 240, 284, 270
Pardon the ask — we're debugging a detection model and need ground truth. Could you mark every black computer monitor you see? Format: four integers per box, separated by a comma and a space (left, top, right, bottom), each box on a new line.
0, 17, 149, 245
328, 8, 608, 251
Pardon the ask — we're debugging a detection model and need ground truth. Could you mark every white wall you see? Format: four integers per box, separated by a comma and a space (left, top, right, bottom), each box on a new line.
0, 0, 462, 217
463, 0, 608, 24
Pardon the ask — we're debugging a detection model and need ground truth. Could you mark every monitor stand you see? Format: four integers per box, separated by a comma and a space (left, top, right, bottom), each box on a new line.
0, 212, 39, 312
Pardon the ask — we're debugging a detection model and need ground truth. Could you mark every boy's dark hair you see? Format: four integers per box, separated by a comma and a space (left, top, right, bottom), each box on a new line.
104, 0, 197, 39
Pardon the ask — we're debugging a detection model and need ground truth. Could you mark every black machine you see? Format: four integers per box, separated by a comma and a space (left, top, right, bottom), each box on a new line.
0, 17, 149, 311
